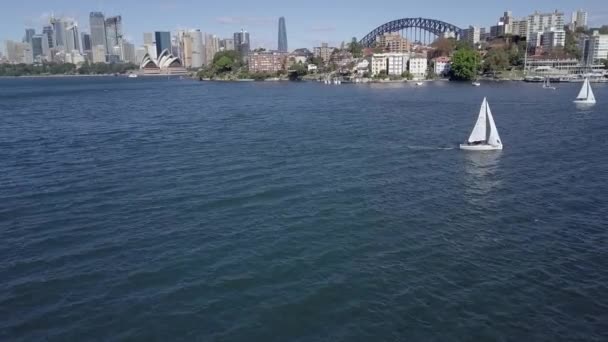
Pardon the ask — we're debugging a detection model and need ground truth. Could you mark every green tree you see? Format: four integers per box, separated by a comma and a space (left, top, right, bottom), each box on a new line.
483, 48, 510, 73
449, 48, 480, 81
347, 37, 363, 58
215, 56, 233, 72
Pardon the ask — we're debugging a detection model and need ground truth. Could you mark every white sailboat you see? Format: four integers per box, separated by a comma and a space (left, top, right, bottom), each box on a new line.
472, 81, 481, 87
573, 78, 596, 104
542, 77, 556, 90
460, 97, 503, 151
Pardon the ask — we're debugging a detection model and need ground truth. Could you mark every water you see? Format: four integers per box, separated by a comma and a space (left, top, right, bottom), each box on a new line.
1, 77, 607, 341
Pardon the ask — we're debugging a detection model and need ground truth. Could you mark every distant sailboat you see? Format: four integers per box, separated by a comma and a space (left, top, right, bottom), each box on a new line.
573, 78, 596, 104
542, 77, 556, 90
472, 81, 481, 87
460, 97, 503, 151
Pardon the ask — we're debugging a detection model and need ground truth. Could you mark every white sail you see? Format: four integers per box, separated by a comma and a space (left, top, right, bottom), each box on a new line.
587, 80, 596, 103
576, 79, 589, 100
486, 101, 502, 146
467, 98, 487, 143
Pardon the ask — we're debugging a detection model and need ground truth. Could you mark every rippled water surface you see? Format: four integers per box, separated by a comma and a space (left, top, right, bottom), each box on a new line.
1, 77, 607, 341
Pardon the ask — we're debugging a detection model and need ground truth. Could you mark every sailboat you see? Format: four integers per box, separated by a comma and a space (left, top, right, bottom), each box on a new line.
542, 77, 556, 90
460, 97, 503, 151
573, 78, 596, 104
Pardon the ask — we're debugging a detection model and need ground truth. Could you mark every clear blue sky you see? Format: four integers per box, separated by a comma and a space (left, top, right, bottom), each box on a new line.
1, 0, 607, 52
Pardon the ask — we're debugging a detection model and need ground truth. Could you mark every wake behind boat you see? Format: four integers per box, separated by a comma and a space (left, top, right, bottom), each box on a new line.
460, 97, 503, 151
573, 78, 596, 104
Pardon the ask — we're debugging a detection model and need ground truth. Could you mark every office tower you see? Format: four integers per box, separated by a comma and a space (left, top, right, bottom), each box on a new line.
42, 26, 54, 48
143, 32, 154, 45
31, 35, 47, 61
121, 41, 136, 64
51, 17, 66, 49
135, 47, 147, 64
5, 40, 33, 64
24, 28, 36, 44
205, 34, 220, 64
155, 31, 171, 56
182, 33, 193, 68
220, 38, 235, 51
92, 44, 106, 63
65, 23, 80, 53
105, 16, 123, 59
278, 17, 288, 52
89, 12, 107, 53
191, 30, 204, 68
81, 33, 91, 51
234, 29, 250, 58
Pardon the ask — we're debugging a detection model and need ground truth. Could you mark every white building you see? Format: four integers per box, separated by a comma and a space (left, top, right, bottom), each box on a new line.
307, 64, 318, 72
527, 10, 565, 36
542, 29, 566, 51
408, 57, 427, 79
190, 30, 204, 68
582, 31, 608, 66
461, 26, 481, 45
135, 47, 147, 65
371, 54, 388, 76
571, 10, 588, 29
433, 56, 451, 76
92, 44, 106, 63
511, 20, 528, 38
386, 53, 409, 75
4, 40, 33, 64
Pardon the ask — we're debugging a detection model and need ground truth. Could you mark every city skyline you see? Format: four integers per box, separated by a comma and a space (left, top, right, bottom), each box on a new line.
1, 0, 607, 54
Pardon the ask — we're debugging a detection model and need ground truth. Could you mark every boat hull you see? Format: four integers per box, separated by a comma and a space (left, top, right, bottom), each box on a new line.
459, 144, 503, 151
573, 100, 596, 104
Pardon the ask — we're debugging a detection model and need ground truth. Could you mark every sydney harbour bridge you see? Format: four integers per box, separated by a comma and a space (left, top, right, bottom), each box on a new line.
359, 18, 462, 47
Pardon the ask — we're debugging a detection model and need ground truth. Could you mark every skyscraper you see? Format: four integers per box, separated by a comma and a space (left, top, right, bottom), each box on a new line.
89, 12, 107, 53
571, 10, 588, 29
65, 22, 80, 53
105, 16, 123, 59
155, 31, 171, 56
31, 35, 44, 60
191, 30, 204, 68
234, 29, 250, 59
51, 17, 66, 49
205, 34, 220, 65
278, 17, 288, 52
24, 29, 36, 44
42, 26, 54, 49
121, 41, 136, 64
81, 32, 91, 51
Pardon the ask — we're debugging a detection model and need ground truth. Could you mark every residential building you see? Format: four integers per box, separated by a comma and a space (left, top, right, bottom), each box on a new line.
234, 30, 250, 59
92, 44, 106, 63
155, 31, 171, 57
181, 33, 193, 68
24, 28, 36, 44
408, 57, 428, 78
248, 51, 287, 73
462, 26, 481, 45
571, 10, 588, 29
42, 26, 54, 48
81, 33, 91, 51
511, 20, 528, 37
205, 34, 220, 65
89, 12, 106, 53
582, 31, 608, 66
371, 54, 387, 76
190, 30, 204, 68
527, 10, 565, 36
376, 32, 410, 53
220, 38, 235, 51
528, 32, 543, 47
433, 56, 451, 76
387, 53, 409, 75
490, 24, 506, 39
278, 17, 288, 52
313, 43, 335, 64
499, 11, 514, 35
541, 29, 566, 51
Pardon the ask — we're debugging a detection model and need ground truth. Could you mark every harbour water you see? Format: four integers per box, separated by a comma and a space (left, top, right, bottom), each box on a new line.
1, 77, 607, 341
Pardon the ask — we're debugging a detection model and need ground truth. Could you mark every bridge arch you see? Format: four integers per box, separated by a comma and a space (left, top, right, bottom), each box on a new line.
360, 18, 462, 47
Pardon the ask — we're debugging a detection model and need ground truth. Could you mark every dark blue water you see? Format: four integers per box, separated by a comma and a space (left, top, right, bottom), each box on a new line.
1, 77, 607, 341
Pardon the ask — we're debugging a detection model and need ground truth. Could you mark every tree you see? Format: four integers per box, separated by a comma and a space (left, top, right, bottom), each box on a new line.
430, 37, 456, 58
401, 70, 413, 80
215, 56, 233, 72
449, 48, 480, 81
347, 37, 363, 58
483, 48, 510, 73
564, 29, 582, 59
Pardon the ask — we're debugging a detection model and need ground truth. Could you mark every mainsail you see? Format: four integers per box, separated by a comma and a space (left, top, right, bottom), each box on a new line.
576, 79, 589, 100
467, 98, 488, 143
486, 102, 502, 146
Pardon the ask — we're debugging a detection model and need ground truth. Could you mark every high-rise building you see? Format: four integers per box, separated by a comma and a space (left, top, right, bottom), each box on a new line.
181, 33, 193, 68
581, 30, 608, 66
65, 23, 80, 53
498, 11, 514, 35
511, 20, 528, 38
191, 30, 204, 68
42, 26, 54, 48
234, 29, 250, 58
461, 26, 481, 45
278, 17, 288, 52
24, 29, 36, 44
89, 12, 107, 53
376, 32, 411, 53
220, 38, 235, 51
31, 34, 49, 62
81, 33, 91, 51
121, 41, 136, 64
541, 28, 566, 51
143, 32, 154, 45
527, 10, 565, 36
205, 34, 220, 64
92, 44, 106, 63
571, 10, 588, 29
105, 16, 123, 60
248, 51, 287, 73
4, 40, 33, 64
155, 31, 171, 56
135, 47, 147, 65
51, 17, 66, 49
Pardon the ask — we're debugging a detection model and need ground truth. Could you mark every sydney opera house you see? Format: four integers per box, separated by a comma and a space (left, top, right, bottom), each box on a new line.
140, 49, 187, 74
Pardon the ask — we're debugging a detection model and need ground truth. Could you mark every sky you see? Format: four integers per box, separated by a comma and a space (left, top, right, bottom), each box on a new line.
1, 0, 607, 53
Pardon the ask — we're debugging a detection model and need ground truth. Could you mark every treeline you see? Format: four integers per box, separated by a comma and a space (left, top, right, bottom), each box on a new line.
0, 62, 138, 77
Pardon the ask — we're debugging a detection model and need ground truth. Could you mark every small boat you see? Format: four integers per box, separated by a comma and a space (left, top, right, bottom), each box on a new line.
128, 73, 138, 78
460, 97, 503, 151
415, 82, 423, 86
573, 78, 596, 104
472, 81, 481, 87
542, 77, 556, 90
